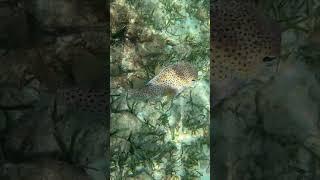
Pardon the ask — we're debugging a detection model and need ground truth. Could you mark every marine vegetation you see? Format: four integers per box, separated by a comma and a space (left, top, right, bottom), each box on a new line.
110, 0, 210, 179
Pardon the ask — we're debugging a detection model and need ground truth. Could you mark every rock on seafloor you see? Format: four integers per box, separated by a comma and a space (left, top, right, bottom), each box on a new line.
213, 59, 320, 179
0, 159, 91, 180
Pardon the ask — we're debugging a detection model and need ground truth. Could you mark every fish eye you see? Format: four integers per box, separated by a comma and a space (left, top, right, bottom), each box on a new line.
262, 56, 276, 62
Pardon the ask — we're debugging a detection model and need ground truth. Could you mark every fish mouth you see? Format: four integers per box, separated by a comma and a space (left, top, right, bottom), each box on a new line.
263, 56, 276, 62
263, 56, 279, 67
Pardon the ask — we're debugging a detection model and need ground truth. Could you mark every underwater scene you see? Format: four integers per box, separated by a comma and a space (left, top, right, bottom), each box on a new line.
212, 0, 320, 179
0, 0, 107, 180
110, 0, 210, 179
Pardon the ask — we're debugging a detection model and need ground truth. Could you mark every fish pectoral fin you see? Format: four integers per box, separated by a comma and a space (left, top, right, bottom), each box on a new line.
164, 88, 177, 98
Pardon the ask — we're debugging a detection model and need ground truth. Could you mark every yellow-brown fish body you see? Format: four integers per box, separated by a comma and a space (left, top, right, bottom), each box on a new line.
130, 62, 198, 99
55, 63, 197, 112
211, 0, 281, 105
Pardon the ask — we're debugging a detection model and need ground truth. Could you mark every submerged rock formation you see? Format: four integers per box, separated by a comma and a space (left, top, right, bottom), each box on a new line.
0, 0, 108, 179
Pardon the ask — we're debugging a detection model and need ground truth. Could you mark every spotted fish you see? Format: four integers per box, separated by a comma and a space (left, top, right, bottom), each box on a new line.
55, 62, 196, 112
57, 87, 107, 113
129, 62, 198, 99
211, 0, 281, 105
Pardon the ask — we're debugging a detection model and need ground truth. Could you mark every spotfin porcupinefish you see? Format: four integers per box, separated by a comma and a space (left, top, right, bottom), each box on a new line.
129, 62, 198, 99
211, 0, 281, 106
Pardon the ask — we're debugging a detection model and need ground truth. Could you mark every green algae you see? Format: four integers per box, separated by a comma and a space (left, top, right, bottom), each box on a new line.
110, 0, 209, 179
